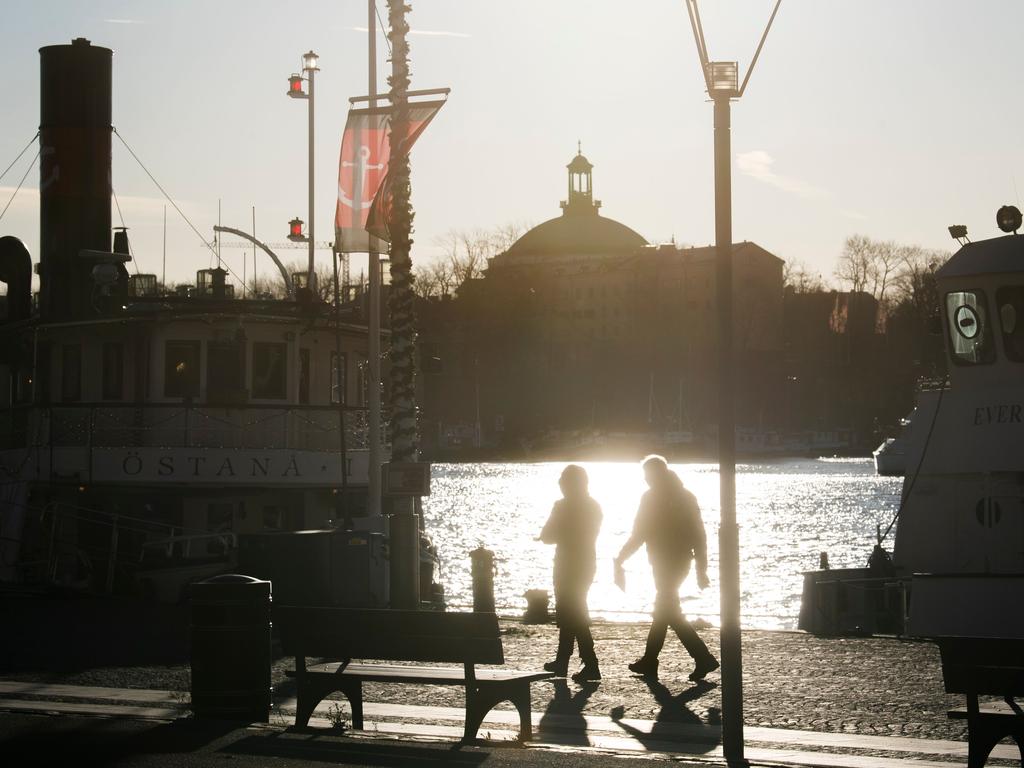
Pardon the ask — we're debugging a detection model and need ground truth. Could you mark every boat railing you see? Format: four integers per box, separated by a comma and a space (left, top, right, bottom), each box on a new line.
9, 403, 383, 452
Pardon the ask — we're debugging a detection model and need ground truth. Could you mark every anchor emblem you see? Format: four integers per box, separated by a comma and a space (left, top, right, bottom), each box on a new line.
338, 145, 384, 211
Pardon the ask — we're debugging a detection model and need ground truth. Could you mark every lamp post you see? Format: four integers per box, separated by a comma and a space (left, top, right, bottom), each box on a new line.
683, 3, 782, 766
287, 51, 319, 294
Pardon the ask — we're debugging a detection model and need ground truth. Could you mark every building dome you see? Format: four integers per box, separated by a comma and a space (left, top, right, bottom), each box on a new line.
504, 213, 647, 257
502, 147, 648, 259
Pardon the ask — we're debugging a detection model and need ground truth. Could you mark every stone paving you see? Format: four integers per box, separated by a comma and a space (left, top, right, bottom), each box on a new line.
1, 612, 968, 743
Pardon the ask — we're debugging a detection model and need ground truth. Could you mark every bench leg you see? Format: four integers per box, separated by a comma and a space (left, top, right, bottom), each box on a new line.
463, 681, 534, 743
966, 714, 1012, 768
293, 675, 363, 730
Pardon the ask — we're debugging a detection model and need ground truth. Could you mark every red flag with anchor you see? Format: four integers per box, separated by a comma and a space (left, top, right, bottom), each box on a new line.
334, 100, 445, 253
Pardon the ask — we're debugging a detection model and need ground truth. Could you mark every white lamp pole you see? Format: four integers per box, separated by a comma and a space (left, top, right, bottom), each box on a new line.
302, 51, 319, 294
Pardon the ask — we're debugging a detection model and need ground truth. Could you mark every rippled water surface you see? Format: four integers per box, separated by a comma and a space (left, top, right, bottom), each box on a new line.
421, 458, 902, 630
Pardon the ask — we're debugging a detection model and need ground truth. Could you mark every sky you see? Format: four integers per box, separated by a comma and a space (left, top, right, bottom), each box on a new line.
2, 1, 1024, 290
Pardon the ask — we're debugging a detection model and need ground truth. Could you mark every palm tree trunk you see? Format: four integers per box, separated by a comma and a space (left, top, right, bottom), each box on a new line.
386, 0, 418, 463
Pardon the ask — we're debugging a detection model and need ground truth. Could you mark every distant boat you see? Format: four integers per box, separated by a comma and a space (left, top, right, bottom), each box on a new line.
873, 413, 913, 476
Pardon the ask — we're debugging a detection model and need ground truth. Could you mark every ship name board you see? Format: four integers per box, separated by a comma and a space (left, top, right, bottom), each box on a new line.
90, 448, 367, 485
973, 404, 1023, 426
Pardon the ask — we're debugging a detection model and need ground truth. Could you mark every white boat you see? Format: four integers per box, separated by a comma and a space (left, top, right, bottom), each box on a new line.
800, 207, 1024, 636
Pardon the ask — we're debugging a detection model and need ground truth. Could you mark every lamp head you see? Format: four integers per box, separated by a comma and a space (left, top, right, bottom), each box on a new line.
302, 50, 319, 72
997, 205, 1022, 234
287, 74, 306, 99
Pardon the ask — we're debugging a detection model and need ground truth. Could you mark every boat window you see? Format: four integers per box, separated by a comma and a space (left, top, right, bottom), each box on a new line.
61, 344, 81, 401
299, 348, 310, 404
101, 342, 124, 400
330, 351, 347, 405
996, 286, 1024, 362
207, 341, 245, 403
252, 342, 287, 399
357, 353, 370, 406
164, 340, 201, 398
945, 290, 995, 365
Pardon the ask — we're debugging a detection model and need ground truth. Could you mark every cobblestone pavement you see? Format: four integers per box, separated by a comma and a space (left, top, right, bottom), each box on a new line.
1, 615, 969, 743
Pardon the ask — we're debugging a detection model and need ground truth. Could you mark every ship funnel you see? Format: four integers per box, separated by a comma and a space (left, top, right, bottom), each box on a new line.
38, 37, 113, 321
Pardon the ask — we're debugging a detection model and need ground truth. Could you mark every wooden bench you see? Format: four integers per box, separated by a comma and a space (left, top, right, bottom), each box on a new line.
937, 637, 1024, 768
275, 606, 552, 742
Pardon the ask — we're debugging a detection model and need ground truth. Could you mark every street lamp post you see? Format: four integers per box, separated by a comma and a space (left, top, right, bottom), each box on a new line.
683, 3, 782, 766
287, 51, 320, 295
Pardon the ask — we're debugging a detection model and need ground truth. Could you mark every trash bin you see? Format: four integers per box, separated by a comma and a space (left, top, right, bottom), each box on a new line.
190, 573, 272, 722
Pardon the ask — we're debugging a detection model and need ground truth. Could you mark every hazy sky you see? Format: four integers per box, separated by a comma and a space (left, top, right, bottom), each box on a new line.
2, 1, 1023, 289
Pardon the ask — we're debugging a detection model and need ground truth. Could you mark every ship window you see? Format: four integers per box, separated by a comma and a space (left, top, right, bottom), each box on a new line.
330, 351, 347, 405
207, 341, 245, 402
164, 341, 201, 398
299, 349, 310, 404
357, 353, 369, 406
61, 344, 81, 402
252, 342, 287, 399
945, 290, 995, 365
996, 286, 1024, 362
101, 342, 124, 400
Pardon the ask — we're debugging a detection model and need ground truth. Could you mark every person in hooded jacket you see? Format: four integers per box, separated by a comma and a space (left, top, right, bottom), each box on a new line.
538, 464, 603, 682
614, 455, 719, 681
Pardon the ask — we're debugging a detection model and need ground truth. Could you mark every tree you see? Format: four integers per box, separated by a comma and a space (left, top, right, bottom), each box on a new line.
782, 259, 828, 293
834, 234, 902, 307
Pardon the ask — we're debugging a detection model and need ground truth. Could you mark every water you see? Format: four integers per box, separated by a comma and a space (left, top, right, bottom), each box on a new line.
421, 458, 902, 630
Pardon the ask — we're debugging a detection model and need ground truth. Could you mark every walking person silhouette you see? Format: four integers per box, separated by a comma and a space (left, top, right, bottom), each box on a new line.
538, 464, 602, 682
614, 455, 719, 681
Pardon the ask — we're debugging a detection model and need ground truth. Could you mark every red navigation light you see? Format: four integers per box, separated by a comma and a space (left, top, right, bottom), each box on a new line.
288, 217, 306, 242
287, 74, 306, 98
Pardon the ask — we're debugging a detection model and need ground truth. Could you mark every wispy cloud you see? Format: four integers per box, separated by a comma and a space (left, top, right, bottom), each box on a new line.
346, 25, 469, 38
735, 150, 827, 200
104, 19, 146, 25
840, 209, 867, 221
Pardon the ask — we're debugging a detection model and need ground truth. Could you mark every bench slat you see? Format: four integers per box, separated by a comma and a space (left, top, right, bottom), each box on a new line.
276, 606, 504, 665
287, 662, 551, 685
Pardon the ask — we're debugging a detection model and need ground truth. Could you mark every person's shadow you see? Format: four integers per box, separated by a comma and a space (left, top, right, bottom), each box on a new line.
538, 679, 599, 746
610, 677, 721, 755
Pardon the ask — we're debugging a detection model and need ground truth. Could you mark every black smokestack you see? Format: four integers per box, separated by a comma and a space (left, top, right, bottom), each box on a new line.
38, 38, 112, 321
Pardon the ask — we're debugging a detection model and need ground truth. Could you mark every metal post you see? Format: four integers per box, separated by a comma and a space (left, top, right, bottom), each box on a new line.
714, 91, 747, 767
307, 66, 316, 293
368, 0, 382, 517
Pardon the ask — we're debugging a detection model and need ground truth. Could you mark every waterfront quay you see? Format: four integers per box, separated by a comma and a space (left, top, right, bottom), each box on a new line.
3, 598, 1012, 767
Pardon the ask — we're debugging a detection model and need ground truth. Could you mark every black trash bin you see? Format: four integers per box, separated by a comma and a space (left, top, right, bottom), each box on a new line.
190, 573, 272, 722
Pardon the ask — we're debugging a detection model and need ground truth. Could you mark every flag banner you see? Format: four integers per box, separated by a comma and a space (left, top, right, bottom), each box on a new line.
335, 99, 445, 253
364, 100, 446, 244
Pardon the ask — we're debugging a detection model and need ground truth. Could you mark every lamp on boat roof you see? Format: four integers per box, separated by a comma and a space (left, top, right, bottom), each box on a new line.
288, 217, 307, 242
286, 74, 306, 99
997, 205, 1022, 234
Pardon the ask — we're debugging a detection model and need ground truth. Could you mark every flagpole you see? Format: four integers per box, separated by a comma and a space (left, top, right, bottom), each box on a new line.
368, 0, 383, 519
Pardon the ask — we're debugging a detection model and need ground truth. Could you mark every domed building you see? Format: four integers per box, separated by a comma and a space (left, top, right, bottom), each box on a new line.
418, 150, 785, 455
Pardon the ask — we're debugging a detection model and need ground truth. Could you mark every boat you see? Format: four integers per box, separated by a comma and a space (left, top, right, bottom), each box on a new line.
0, 38, 441, 606
799, 206, 1024, 636
873, 414, 912, 476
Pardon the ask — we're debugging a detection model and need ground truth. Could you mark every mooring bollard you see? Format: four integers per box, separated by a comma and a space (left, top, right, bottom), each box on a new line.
523, 588, 550, 624
190, 574, 272, 722
469, 546, 496, 613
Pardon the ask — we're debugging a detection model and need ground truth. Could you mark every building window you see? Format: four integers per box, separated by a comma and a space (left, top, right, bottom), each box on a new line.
252, 342, 287, 399
207, 340, 245, 402
61, 344, 81, 402
331, 351, 347, 404
165, 341, 201, 398
299, 348, 310, 404
101, 342, 124, 400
